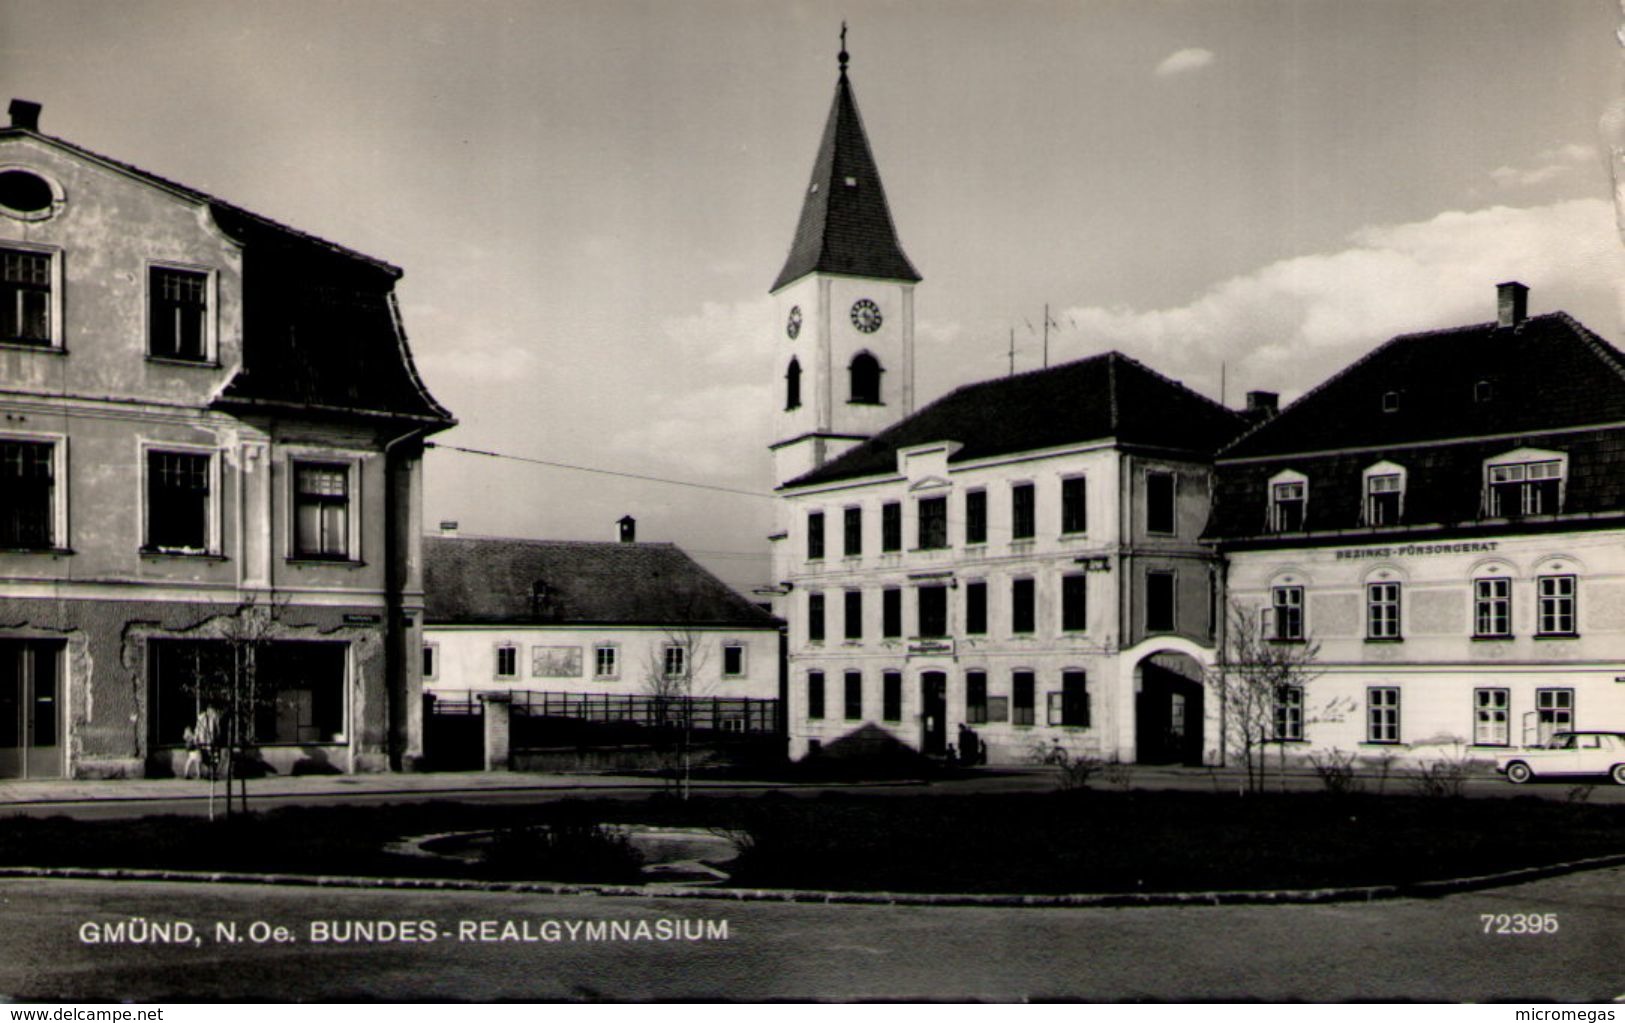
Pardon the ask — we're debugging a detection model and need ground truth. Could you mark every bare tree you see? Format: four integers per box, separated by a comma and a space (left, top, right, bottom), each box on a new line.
185, 594, 288, 819
1208, 598, 1335, 794
641, 627, 713, 800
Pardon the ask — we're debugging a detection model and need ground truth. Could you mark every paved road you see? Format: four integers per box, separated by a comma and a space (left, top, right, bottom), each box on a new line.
2, 866, 1621, 1001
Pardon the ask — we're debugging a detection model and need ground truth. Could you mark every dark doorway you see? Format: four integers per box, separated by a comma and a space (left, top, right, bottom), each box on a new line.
920, 671, 947, 755
0, 639, 64, 779
1135, 654, 1204, 765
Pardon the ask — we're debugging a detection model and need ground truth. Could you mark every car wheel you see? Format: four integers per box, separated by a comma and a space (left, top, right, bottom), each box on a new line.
1612, 764, 1625, 786
1506, 762, 1533, 785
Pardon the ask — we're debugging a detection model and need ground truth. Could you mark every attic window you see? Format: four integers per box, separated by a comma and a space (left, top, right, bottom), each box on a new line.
0, 169, 58, 220
1475, 380, 1493, 403
1381, 391, 1400, 413
844, 176, 858, 187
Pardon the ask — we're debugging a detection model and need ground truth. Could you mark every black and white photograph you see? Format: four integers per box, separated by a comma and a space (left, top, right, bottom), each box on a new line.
0, 0, 1623, 1006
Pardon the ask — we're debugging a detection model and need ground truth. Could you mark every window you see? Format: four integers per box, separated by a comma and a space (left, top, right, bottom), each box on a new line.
917, 496, 947, 549
1382, 391, 1400, 413
1146, 472, 1175, 535
807, 511, 825, 560
1474, 578, 1511, 638
495, 645, 518, 679
965, 490, 987, 545
965, 581, 987, 635
1367, 582, 1401, 640
150, 640, 346, 746
146, 450, 211, 553
844, 671, 863, 720
1271, 586, 1304, 641
808, 593, 825, 643
1011, 578, 1035, 634
1012, 671, 1035, 726
965, 670, 987, 724
843, 507, 862, 557
1270, 479, 1306, 532
1061, 477, 1087, 534
881, 502, 902, 552
785, 358, 801, 410
1487, 458, 1562, 517
1537, 575, 1576, 636
849, 352, 882, 404
293, 462, 350, 559
882, 671, 902, 722
1011, 483, 1035, 540
1048, 671, 1089, 727
807, 671, 825, 720
1535, 688, 1573, 744
1366, 473, 1402, 526
1146, 571, 1176, 633
844, 590, 863, 640
149, 266, 209, 361
1275, 685, 1303, 741
662, 645, 686, 678
917, 585, 948, 638
1367, 687, 1400, 743
594, 644, 619, 679
1061, 574, 1087, 631
0, 439, 54, 548
1473, 689, 1509, 746
421, 644, 437, 681
882, 587, 902, 638
1, 248, 51, 345
722, 644, 744, 677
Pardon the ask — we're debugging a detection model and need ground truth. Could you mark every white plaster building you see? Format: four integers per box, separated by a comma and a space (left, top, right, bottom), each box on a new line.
1207, 284, 1625, 761
766, 48, 1251, 765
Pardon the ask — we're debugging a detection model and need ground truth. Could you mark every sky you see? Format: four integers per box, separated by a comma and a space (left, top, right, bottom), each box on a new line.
2, 0, 1622, 594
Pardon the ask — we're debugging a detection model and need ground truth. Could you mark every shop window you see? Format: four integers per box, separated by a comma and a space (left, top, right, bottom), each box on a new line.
149, 639, 344, 746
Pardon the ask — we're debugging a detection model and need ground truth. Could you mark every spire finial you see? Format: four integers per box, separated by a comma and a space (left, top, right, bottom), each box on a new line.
838, 21, 849, 74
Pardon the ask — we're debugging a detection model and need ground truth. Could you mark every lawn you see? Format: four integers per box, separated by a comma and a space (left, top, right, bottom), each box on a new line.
2, 789, 1621, 895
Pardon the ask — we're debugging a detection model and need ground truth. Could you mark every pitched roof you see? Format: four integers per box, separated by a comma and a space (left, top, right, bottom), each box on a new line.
1220, 313, 1625, 461
424, 535, 781, 628
770, 66, 920, 292
1, 123, 454, 427
784, 351, 1251, 488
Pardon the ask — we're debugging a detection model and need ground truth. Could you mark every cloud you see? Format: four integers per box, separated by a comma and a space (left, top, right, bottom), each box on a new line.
1154, 48, 1215, 78
1487, 143, 1598, 189
1052, 199, 1625, 404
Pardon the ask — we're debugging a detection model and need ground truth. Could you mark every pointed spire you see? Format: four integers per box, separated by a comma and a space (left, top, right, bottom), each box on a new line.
770, 30, 921, 293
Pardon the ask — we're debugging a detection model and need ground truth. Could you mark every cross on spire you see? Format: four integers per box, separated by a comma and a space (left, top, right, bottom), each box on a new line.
839, 21, 849, 73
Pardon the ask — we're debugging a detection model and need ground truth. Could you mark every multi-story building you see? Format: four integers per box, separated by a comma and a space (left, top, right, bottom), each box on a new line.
767, 50, 1250, 764
1207, 283, 1625, 757
422, 524, 781, 713
0, 99, 454, 778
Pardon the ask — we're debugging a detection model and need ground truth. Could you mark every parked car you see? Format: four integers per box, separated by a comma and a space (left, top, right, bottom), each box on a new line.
1495, 731, 1625, 785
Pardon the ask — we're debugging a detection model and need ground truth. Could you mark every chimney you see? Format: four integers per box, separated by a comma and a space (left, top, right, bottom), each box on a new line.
1245, 390, 1279, 418
8, 99, 41, 132
1497, 281, 1528, 328
617, 515, 636, 543
438, 520, 459, 537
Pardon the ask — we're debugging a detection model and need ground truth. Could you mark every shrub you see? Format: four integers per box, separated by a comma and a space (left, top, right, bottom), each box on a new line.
1409, 757, 1470, 799
1308, 748, 1363, 796
482, 819, 644, 883
1030, 741, 1104, 791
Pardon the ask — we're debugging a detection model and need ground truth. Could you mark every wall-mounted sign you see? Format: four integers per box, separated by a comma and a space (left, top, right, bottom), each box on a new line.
908, 639, 955, 657
531, 646, 583, 678
1334, 541, 1500, 561
343, 613, 381, 625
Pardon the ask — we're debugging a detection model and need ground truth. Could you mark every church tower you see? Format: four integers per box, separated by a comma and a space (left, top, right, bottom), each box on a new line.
770, 32, 921, 487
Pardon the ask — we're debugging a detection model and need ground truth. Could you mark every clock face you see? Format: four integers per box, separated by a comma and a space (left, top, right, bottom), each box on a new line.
786, 305, 802, 340
850, 298, 882, 333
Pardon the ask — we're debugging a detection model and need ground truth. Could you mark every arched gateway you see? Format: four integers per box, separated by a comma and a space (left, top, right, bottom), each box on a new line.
1125, 639, 1214, 766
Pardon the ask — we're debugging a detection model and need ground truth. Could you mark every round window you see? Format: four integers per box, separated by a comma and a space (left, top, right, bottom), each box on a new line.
0, 170, 57, 219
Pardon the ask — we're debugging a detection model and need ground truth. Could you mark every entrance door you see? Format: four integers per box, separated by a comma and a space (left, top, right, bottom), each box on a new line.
920, 671, 947, 755
0, 640, 64, 779
1136, 660, 1204, 765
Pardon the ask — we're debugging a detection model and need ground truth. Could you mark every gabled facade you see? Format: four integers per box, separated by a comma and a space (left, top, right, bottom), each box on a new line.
0, 100, 454, 778
1207, 284, 1625, 755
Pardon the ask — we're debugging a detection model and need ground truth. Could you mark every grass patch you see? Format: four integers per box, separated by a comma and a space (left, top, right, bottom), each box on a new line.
2, 790, 1621, 894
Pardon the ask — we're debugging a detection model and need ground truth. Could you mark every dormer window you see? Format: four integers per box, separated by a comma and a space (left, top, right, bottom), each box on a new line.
1267, 472, 1307, 532
149, 266, 212, 362
1381, 391, 1400, 413
1361, 461, 1406, 527
1475, 380, 1493, 403
1485, 450, 1564, 517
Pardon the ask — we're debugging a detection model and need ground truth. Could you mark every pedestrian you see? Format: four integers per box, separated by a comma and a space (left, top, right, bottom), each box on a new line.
182, 726, 202, 779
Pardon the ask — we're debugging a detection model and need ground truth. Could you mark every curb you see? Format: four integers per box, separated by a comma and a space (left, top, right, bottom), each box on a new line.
4, 851, 1623, 909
